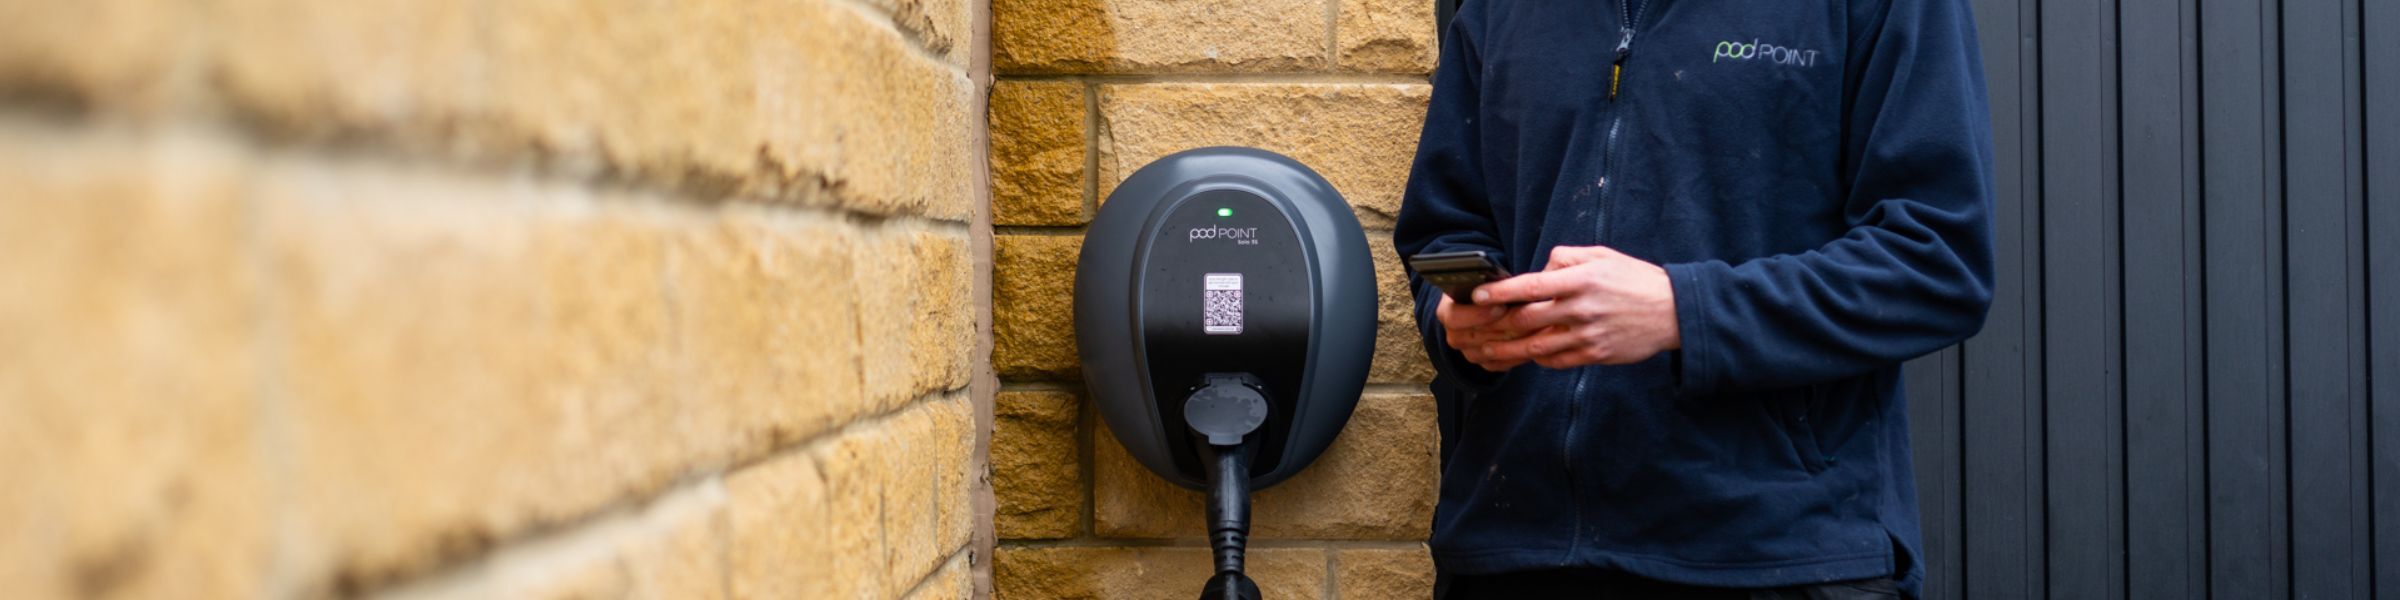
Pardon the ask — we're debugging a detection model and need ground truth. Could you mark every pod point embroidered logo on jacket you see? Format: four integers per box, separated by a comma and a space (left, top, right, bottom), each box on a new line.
1713, 39, 1822, 67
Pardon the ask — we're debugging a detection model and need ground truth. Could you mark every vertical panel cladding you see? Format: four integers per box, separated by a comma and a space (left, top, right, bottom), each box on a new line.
1960, 0, 2045, 594
2130, 0, 2202, 594
2280, 0, 2372, 594
2262, 0, 2295, 591
2036, 0, 2127, 591
1901, 348, 1963, 600
2118, 0, 2206, 592
2173, 0, 2210, 591
2369, 0, 2400, 592
2199, 0, 2289, 593
2344, 4, 2374, 590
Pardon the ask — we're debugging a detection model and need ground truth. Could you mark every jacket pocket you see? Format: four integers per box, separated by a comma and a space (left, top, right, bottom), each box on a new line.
1777, 385, 1830, 473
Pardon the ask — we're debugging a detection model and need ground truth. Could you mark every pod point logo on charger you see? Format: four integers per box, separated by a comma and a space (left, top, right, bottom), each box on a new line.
1189, 224, 1262, 244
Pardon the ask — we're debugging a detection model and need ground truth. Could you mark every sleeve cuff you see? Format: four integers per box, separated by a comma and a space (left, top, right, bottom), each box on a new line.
1664, 260, 1724, 398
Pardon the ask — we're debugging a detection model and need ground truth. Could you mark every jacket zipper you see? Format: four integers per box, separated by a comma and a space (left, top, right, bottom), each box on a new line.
1563, 371, 1586, 560
1597, 6, 1643, 243
1609, 29, 1634, 101
1565, 0, 1649, 563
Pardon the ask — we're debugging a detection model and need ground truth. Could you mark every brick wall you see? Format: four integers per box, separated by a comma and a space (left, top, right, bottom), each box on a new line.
0, 0, 987, 598
985, 0, 1444, 595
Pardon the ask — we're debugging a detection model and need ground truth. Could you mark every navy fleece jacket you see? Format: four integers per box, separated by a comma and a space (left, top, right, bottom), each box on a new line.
1393, 0, 1995, 596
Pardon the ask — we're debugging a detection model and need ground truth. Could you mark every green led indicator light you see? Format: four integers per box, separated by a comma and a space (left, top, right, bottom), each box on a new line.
1217, 208, 1233, 217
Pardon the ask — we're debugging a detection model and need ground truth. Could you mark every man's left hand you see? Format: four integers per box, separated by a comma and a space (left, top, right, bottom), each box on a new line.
1471, 245, 1681, 369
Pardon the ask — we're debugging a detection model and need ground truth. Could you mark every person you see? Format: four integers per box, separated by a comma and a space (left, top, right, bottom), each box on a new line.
1392, 0, 1997, 597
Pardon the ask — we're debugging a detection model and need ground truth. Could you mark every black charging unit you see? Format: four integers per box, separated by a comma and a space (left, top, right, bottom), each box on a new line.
1074, 147, 1377, 600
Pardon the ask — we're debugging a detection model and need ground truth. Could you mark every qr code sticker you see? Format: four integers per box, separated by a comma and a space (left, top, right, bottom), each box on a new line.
1203, 273, 1243, 335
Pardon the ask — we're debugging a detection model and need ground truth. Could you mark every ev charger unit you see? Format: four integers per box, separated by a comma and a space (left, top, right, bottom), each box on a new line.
1074, 147, 1377, 600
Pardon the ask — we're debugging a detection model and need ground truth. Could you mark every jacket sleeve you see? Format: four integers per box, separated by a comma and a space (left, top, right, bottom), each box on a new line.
1394, 10, 1509, 392
1665, 0, 1998, 396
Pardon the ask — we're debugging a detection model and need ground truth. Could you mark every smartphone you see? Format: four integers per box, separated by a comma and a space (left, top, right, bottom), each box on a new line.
1406, 250, 1512, 305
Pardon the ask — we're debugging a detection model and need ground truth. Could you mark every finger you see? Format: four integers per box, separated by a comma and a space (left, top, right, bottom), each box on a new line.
1447, 327, 1489, 349
1472, 270, 1578, 305
1461, 337, 1528, 363
1458, 344, 1502, 370
1437, 297, 1487, 331
1470, 353, 1526, 372
1544, 246, 1593, 271
1499, 299, 1590, 332
1534, 349, 1595, 370
1453, 323, 1535, 347
1477, 359, 1526, 373
1543, 245, 1624, 271
1480, 326, 1589, 363
1438, 296, 1501, 329
1448, 326, 1505, 350
1592, 347, 1644, 366
1459, 303, 1515, 330
1532, 352, 1580, 370
1537, 341, 1625, 369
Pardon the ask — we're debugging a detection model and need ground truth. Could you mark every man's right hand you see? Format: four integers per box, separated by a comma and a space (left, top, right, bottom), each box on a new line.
1437, 294, 1526, 373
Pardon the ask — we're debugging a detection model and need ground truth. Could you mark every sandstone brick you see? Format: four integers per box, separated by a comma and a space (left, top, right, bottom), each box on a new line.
837, 226, 969, 408
252, 163, 868, 591
994, 0, 1330, 73
1335, 546, 1436, 600
729, 401, 966, 600
1094, 393, 1437, 540
929, 393, 979, 553
0, 0, 192, 112
615, 490, 733, 600
665, 210, 870, 448
990, 81, 1089, 226
213, 0, 974, 219
3, 4, 993, 600
904, 553, 972, 600
995, 546, 1326, 599
1369, 234, 1437, 383
374, 482, 731, 600
0, 127, 268, 599
1098, 84, 1430, 229
876, 404, 950, 598
1337, 0, 1440, 74
501, 567, 632, 600
859, 228, 924, 410
911, 230, 976, 395
922, 0, 974, 67
2, 138, 963, 597
994, 234, 1084, 380
261, 174, 649, 588
994, 391, 1085, 539
727, 450, 878, 600
856, 0, 975, 66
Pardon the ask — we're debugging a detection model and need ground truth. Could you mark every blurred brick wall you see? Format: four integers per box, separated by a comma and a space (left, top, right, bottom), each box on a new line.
984, 0, 1444, 595
0, 0, 986, 598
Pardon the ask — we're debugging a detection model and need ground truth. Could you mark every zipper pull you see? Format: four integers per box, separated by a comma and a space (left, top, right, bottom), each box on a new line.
1610, 28, 1634, 100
